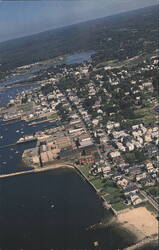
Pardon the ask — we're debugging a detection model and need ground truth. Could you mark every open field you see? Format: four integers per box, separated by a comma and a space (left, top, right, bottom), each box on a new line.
125, 105, 158, 126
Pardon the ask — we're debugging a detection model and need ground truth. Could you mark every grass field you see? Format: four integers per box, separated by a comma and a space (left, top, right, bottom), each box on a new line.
79, 164, 127, 211
127, 106, 157, 126
96, 59, 122, 68
111, 202, 127, 211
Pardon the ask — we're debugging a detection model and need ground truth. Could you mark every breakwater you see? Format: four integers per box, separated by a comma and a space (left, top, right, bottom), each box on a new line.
0, 163, 74, 179
0, 142, 17, 150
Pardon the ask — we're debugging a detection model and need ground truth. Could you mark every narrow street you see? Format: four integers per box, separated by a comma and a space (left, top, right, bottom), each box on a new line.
140, 190, 159, 211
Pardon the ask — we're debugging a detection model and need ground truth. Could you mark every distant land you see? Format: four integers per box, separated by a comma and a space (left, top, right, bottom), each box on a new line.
0, 4, 158, 71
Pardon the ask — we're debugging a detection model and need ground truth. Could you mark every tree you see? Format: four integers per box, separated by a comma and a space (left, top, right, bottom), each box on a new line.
125, 152, 136, 164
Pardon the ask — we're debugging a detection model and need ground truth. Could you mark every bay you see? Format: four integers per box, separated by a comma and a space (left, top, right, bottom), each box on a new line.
0, 169, 136, 250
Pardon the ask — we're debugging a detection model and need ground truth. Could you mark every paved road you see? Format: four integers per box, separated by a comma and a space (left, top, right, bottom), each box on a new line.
140, 190, 159, 211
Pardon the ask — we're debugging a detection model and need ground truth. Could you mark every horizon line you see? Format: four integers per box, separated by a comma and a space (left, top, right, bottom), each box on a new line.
0, 3, 158, 44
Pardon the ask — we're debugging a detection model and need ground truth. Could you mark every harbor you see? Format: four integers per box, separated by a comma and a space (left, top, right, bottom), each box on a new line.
0, 166, 137, 250
0, 118, 57, 175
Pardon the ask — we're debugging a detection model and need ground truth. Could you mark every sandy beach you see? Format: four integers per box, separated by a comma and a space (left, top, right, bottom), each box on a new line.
117, 207, 158, 240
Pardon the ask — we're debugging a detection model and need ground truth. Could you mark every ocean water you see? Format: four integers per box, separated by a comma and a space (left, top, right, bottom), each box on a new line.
0, 168, 136, 250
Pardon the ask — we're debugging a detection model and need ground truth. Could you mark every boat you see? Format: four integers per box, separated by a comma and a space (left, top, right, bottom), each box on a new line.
17, 135, 37, 144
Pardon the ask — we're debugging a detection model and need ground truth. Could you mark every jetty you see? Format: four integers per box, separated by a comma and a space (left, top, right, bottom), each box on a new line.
0, 137, 36, 150
0, 163, 74, 179
0, 143, 18, 150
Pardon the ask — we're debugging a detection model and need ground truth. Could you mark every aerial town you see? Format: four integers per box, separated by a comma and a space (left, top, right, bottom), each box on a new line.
0, 3, 159, 250
1, 53, 158, 214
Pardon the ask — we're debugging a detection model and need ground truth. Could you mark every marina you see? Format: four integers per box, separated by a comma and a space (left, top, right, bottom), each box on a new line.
0, 118, 57, 175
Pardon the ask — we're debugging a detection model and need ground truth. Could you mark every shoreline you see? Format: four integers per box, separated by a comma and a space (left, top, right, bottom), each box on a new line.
0, 163, 158, 249
118, 221, 145, 242
0, 80, 40, 90
0, 50, 95, 90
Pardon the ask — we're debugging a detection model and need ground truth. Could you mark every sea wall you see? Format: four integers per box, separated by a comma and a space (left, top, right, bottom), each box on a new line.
74, 165, 117, 215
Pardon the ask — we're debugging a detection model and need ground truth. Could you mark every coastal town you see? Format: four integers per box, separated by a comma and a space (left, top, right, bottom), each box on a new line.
1, 52, 158, 219
0, 3, 159, 250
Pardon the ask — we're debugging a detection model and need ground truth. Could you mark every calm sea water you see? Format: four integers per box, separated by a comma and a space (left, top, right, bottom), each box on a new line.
0, 169, 136, 250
